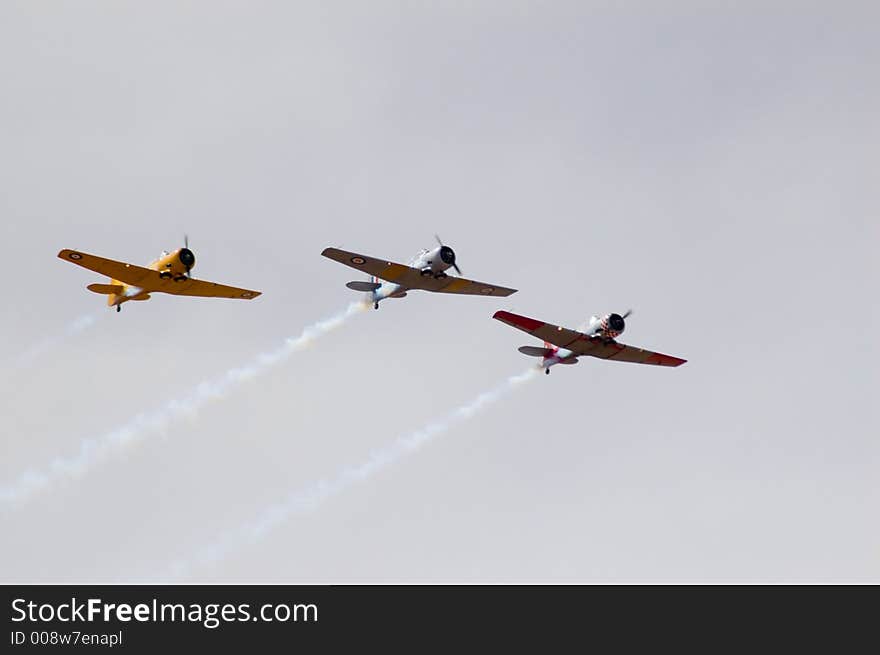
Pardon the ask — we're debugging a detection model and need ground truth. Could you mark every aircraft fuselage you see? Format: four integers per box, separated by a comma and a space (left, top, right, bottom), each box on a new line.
367, 246, 454, 309
106, 248, 195, 310
538, 316, 619, 373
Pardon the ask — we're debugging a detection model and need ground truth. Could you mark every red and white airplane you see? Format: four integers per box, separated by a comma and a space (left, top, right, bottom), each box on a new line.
493, 309, 686, 374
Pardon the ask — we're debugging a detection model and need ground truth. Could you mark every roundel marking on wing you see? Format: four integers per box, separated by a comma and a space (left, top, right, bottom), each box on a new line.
351, 257, 366, 265
68, 252, 83, 260
480, 287, 495, 294
241, 291, 255, 298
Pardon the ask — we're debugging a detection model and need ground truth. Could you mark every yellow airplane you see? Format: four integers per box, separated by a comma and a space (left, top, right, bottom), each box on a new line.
58, 238, 261, 312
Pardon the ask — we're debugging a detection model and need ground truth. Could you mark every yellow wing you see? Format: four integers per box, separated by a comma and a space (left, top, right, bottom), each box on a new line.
59, 249, 162, 289
171, 278, 261, 299
58, 249, 261, 300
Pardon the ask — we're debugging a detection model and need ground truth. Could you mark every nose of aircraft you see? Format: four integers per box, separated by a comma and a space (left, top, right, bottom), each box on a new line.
179, 248, 195, 269
439, 245, 455, 265
608, 313, 625, 333
438, 245, 461, 274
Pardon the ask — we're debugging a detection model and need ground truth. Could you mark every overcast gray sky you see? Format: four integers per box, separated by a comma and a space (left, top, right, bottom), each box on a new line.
1, 1, 876, 583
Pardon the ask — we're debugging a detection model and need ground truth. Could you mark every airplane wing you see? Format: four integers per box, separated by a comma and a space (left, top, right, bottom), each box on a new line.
171, 278, 261, 299
493, 310, 584, 348
427, 276, 518, 297
493, 310, 686, 367
58, 249, 260, 300
321, 247, 516, 297
59, 249, 166, 289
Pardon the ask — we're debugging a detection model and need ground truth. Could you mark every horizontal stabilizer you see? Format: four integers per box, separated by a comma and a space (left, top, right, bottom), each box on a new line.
87, 283, 124, 295
518, 345, 554, 358
346, 281, 381, 292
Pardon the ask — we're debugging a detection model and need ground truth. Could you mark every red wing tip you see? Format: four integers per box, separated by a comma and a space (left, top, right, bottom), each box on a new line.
492, 310, 545, 331
493, 310, 526, 322
658, 355, 688, 367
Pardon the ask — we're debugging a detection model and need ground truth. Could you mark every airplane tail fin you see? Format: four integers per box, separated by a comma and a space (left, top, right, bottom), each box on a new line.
518, 346, 555, 358
542, 340, 577, 363
87, 278, 125, 308
87, 283, 124, 295
345, 276, 407, 306
345, 281, 381, 292
520, 343, 577, 375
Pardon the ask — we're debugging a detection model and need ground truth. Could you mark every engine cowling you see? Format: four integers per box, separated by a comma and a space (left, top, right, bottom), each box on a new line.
599, 313, 626, 339
178, 248, 195, 269
422, 245, 456, 273
152, 248, 196, 278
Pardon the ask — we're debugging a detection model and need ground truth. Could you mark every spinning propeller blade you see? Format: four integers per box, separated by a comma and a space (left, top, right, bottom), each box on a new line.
434, 234, 461, 275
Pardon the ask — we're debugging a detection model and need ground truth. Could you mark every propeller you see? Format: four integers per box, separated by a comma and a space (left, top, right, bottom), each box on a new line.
606, 309, 632, 334
434, 234, 461, 275
180, 234, 195, 278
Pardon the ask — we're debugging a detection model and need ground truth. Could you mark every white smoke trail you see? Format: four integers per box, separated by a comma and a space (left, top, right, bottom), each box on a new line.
9, 312, 102, 370
161, 367, 538, 580
0, 301, 368, 508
